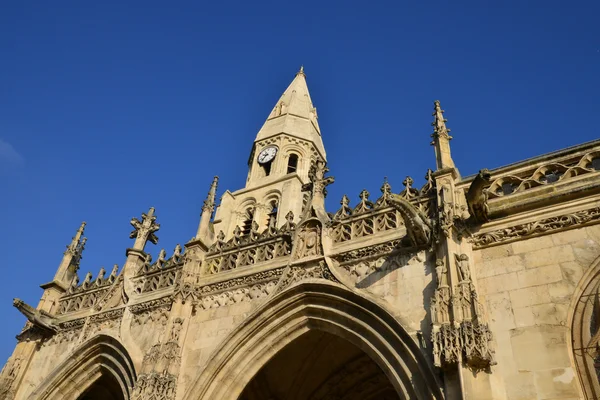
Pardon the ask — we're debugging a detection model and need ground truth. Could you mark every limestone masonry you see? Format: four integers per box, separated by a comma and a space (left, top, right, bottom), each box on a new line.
2, 68, 600, 399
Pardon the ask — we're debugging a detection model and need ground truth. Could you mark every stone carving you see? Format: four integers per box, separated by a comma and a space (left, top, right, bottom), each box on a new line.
335, 239, 403, 263
205, 226, 292, 274
473, 206, 600, 248
45, 318, 86, 345
275, 261, 338, 294
388, 194, 432, 247
435, 259, 448, 289
0, 356, 22, 400
130, 207, 160, 251
353, 189, 374, 213
399, 176, 419, 200
12, 299, 57, 334
455, 253, 471, 282
339, 252, 422, 284
431, 100, 452, 141
130, 298, 172, 327
432, 324, 460, 367
81, 308, 124, 341
294, 221, 322, 259
301, 158, 334, 222
466, 169, 492, 224
131, 318, 186, 400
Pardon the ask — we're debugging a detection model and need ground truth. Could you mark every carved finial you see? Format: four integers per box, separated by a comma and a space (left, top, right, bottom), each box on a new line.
129, 207, 160, 251
82, 272, 93, 289
354, 189, 374, 213
217, 230, 225, 242
108, 264, 119, 283
334, 195, 353, 219
381, 177, 392, 196
233, 226, 242, 238
173, 244, 182, 261
297, 65, 305, 76
400, 176, 419, 199
431, 100, 452, 141
202, 176, 219, 214
157, 249, 166, 268
420, 169, 435, 195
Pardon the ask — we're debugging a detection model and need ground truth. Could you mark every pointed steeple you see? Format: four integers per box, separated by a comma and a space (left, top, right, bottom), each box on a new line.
255, 67, 326, 159
196, 176, 219, 243
430, 100, 456, 171
50, 222, 87, 289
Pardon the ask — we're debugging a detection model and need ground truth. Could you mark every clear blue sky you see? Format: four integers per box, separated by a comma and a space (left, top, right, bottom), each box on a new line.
0, 1, 598, 364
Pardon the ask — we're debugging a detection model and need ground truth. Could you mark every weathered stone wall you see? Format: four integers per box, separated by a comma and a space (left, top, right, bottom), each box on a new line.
474, 225, 600, 399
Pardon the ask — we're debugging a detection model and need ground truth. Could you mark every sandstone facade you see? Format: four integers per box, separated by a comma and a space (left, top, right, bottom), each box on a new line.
2, 68, 600, 399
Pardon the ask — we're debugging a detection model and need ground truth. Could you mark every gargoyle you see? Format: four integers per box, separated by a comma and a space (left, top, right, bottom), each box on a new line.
466, 169, 492, 224
388, 194, 432, 247
13, 298, 58, 333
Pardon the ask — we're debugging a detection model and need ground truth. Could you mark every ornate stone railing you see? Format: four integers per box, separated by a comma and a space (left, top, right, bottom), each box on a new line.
330, 176, 435, 245
485, 147, 600, 199
204, 228, 293, 275
133, 259, 183, 295
57, 266, 119, 315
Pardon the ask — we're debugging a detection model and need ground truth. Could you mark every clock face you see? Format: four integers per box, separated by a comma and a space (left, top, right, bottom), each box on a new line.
257, 146, 277, 164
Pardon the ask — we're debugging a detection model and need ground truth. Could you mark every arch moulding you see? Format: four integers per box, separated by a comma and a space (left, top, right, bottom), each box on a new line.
27, 334, 136, 400
182, 281, 444, 400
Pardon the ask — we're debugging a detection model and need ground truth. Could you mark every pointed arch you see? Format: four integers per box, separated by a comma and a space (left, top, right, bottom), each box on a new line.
182, 281, 443, 400
569, 254, 600, 399
28, 334, 136, 400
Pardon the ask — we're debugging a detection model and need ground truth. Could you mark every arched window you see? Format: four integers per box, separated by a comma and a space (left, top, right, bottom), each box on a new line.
571, 255, 600, 399
287, 154, 299, 174
267, 200, 279, 229
242, 208, 254, 236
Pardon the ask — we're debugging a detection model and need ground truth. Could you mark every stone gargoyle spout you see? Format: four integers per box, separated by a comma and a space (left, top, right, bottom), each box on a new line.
388, 194, 432, 247
13, 298, 58, 333
466, 169, 492, 224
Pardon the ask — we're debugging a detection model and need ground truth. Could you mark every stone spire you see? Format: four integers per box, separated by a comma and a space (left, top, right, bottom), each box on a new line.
430, 100, 456, 171
51, 222, 87, 288
202, 176, 219, 214
197, 176, 219, 241
255, 67, 326, 159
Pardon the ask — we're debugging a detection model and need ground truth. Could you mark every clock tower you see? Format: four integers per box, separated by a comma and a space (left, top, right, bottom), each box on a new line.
197, 67, 327, 244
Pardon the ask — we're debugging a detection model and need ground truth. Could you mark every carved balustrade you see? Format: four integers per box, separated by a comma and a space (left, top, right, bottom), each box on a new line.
330, 184, 434, 245
57, 268, 118, 315
485, 148, 600, 199
132, 253, 184, 295
204, 231, 292, 275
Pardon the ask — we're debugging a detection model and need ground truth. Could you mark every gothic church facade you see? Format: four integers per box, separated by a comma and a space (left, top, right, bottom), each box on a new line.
2, 68, 600, 399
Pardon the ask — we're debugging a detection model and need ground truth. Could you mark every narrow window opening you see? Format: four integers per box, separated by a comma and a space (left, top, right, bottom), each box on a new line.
267, 200, 279, 229
544, 171, 560, 183
592, 158, 600, 171
287, 154, 299, 174
501, 182, 514, 195
242, 208, 254, 236
262, 161, 272, 177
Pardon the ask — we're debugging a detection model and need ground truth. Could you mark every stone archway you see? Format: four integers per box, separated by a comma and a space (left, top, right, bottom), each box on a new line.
239, 330, 399, 400
28, 334, 136, 400
183, 281, 443, 400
